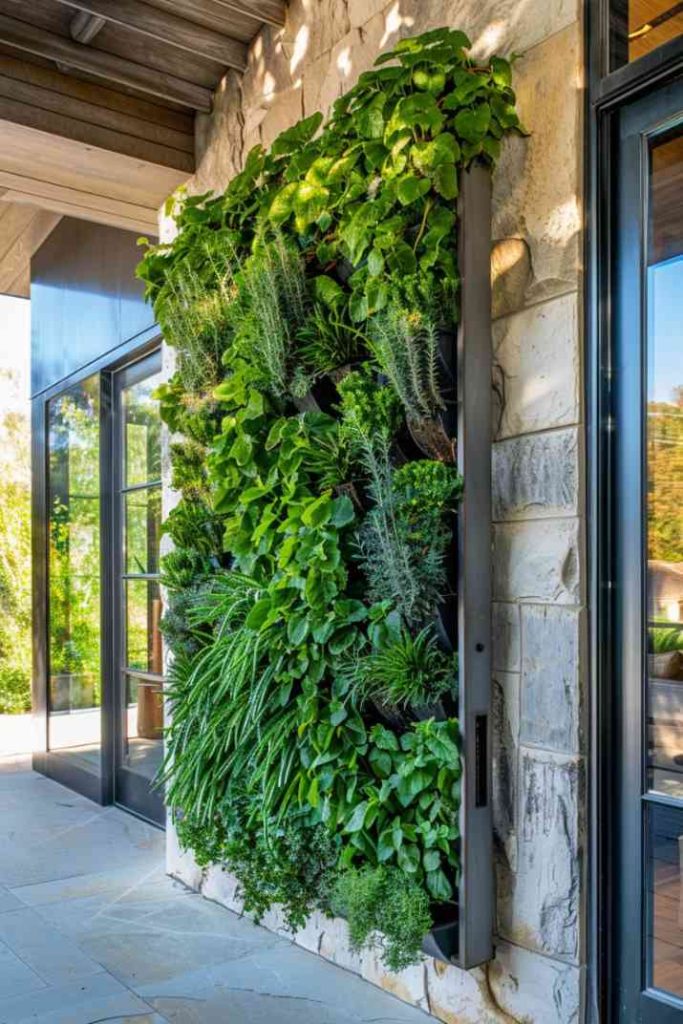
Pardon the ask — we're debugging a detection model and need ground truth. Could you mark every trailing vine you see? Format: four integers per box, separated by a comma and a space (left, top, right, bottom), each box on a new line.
138, 26, 522, 970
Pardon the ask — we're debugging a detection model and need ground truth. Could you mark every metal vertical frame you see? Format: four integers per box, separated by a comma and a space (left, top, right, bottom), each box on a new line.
455, 163, 493, 969
587, 1, 683, 1019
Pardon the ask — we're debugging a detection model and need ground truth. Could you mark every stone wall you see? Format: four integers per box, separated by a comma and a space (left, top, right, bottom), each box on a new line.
163, 2, 586, 1021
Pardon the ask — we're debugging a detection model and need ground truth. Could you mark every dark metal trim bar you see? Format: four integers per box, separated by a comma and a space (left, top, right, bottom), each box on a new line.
453, 163, 493, 970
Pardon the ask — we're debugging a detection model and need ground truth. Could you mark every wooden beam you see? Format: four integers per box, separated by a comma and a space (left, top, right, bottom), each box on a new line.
0, 117, 185, 222
207, 0, 286, 28
0, 50, 194, 134
52, 0, 248, 68
0, 203, 61, 296
0, 13, 213, 110
0, 77, 194, 169
1, 183, 157, 233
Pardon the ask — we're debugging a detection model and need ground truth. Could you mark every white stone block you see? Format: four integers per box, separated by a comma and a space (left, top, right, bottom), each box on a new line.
493, 293, 580, 440
493, 518, 581, 605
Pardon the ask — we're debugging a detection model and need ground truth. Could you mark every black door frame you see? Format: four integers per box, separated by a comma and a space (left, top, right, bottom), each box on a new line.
31, 326, 162, 813
587, 3, 683, 1021
111, 349, 165, 826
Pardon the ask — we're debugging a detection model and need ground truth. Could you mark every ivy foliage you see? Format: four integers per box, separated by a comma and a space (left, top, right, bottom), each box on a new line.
138, 26, 522, 971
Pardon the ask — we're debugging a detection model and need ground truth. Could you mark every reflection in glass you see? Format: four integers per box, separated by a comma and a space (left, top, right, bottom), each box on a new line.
120, 360, 164, 797
124, 673, 164, 779
48, 376, 101, 769
645, 129, 683, 1003
647, 132, 683, 803
124, 370, 163, 487
647, 804, 683, 996
612, 1, 683, 67
125, 486, 161, 575
125, 579, 163, 675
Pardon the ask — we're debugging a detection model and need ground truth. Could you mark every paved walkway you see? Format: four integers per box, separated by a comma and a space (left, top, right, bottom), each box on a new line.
0, 756, 431, 1024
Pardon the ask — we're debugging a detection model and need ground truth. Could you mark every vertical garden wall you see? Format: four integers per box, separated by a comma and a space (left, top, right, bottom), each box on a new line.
138, 27, 522, 974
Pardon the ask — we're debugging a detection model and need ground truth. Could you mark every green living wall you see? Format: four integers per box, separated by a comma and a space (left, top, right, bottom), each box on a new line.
138, 27, 522, 970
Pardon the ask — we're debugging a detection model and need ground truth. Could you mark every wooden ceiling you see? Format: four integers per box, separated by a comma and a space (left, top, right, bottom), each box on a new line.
0, 1, 285, 293
629, 0, 683, 61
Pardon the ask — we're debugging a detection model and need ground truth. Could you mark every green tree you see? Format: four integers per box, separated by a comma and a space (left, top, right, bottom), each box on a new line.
0, 372, 31, 714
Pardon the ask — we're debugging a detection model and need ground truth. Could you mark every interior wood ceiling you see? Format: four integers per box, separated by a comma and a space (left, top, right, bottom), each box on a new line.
629, 0, 683, 61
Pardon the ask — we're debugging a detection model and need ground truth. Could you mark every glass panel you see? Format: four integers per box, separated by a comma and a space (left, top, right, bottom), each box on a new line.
47, 376, 101, 770
125, 486, 161, 575
611, 0, 683, 68
647, 803, 683, 995
125, 578, 163, 675
122, 672, 164, 780
124, 368, 163, 487
646, 129, 683, 803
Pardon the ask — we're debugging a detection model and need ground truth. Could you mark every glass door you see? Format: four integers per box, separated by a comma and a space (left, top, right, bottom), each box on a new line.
46, 374, 103, 794
113, 352, 165, 825
613, 80, 683, 1022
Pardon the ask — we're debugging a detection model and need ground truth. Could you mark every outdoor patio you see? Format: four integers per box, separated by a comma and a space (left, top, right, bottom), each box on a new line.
0, 754, 432, 1024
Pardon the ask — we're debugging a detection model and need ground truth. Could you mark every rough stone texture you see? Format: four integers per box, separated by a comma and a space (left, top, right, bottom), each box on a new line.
520, 606, 583, 755
497, 749, 583, 963
492, 23, 582, 307
158, 0, 587, 1020
492, 602, 521, 672
489, 942, 582, 1024
194, 70, 244, 195
492, 670, 519, 874
493, 292, 580, 441
493, 428, 579, 521
493, 518, 581, 605
491, 237, 532, 320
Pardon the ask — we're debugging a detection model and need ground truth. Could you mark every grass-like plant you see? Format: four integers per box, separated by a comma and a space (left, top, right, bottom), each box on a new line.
348, 624, 457, 711
650, 625, 683, 653
298, 304, 366, 375
368, 302, 444, 422
235, 234, 310, 400
158, 237, 237, 393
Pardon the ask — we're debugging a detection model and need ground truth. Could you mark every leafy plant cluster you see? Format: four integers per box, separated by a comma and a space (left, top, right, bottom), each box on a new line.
138, 27, 521, 970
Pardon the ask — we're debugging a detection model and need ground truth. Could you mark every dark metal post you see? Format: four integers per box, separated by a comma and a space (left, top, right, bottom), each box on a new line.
455, 163, 493, 969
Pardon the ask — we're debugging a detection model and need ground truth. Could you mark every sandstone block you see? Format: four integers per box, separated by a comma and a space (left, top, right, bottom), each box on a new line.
492, 670, 520, 868
192, 70, 244, 196
491, 237, 532, 319
259, 86, 305, 151
493, 518, 581, 605
493, 292, 580, 440
493, 428, 579, 521
201, 864, 243, 915
390, 0, 578, 62
360, 949, 430, 1013
492, 602, 521, 672
424, 958, 503, 1023
521, 605, 583, 754
489, 941, 581, 1023
498, 748, 583, 961
492, 23, 582, 305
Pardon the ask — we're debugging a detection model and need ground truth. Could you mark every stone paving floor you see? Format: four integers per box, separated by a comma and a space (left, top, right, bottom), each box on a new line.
0, 755, 432, 1024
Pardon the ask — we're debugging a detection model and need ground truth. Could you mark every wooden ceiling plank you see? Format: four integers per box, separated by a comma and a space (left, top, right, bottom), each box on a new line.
210, 0, 286, 28
52, 0, 248, 69
0, 67, 194, 154
0, 13, 213, 110
0, 119, 186, 211
0, 47, 195, 128
0, 92, 195, 171
2, 186, 156, 232
143, 0, 261, 41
